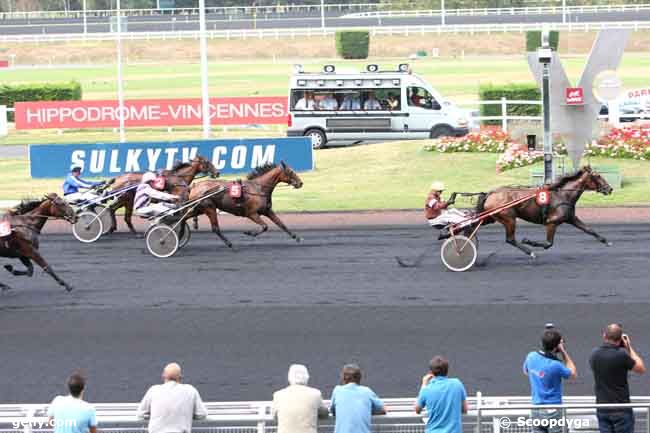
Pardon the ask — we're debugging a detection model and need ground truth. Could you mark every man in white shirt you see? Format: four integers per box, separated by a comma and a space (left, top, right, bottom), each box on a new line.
318, 93, 339, 111
294, 92, 315, 111
340, 94, 361, 110
364, 92, 382, 110
47, 372, 98, 433
137, 363, 208, 433
272, 364, 329, 433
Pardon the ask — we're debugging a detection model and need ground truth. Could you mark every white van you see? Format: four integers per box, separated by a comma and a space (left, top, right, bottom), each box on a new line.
286, 63, 470, 149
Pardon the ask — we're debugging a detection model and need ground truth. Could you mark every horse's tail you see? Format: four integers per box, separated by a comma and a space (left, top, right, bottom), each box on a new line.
105, 177, 116, 187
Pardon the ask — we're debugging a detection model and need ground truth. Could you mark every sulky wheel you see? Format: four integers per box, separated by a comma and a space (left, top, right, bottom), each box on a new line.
72, 211, 104, 243
440, 235, 478, 272
145, 224, 179, 258
92, 205, 114, 235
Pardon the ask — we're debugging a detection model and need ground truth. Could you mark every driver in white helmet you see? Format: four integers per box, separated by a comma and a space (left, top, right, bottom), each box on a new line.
134, 172, 181, 217
425, 181, 467, 229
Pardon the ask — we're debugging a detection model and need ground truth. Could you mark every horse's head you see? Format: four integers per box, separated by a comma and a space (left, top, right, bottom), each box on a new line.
193, 155, 220, 179
582, 166, 613, 195
279, 161, 303, 189
44, 193, 77, 223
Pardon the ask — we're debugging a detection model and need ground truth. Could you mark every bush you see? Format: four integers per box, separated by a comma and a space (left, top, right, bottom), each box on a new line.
478, 83, 540, 126
526, 30, 560, 52
0, 82, 82, 121
335, 31, 370, 59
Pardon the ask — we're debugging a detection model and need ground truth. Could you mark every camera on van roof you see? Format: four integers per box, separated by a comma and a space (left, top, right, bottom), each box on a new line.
366, 64, 379, 72
398, 63, 409, 72
293, 64, 304, 74
323, 65, 336, 73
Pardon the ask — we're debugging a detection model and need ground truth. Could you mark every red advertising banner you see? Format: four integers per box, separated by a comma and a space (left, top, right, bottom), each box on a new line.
14, 97, 288, 130
0, 60, 9, 68
565, 87, 584, 105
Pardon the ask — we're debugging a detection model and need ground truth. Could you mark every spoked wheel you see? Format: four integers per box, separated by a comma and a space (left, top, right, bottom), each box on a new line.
146, 224, 179, 258
175, 221, 191, 249
440, 235, 478, 272
93, 205, 114, 235
72, 211, 104, 243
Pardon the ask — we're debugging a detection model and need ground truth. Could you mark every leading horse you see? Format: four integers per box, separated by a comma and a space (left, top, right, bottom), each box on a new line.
476, 166, 613, 258
1, 193, 77, 292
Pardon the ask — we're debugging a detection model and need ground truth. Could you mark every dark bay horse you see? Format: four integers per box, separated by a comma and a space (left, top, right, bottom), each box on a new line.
105, 155, 219, 234
1, 194, 77, 292
476, 166, 613, 258
187, 161, 304, 248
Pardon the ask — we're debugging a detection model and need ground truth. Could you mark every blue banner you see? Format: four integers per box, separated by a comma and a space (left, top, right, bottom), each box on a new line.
29, 137, 313, 178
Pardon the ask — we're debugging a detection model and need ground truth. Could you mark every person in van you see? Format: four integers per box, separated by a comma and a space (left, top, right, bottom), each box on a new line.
340, 93, 361, 110
386, 93, 400, 110
409, 88, 424, 107
295, 91, 315, 111
318, 93, 338, 110
363, 92, 382, 110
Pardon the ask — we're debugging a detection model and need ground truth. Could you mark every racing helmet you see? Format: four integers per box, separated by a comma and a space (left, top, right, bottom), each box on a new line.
142, 172, 157, 184
430, 181, 445, 192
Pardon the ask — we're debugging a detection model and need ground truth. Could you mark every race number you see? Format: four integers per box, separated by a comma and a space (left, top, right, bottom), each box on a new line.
536, 189, 550, 206
229, 182, 242, 198
0, 220, 11, 237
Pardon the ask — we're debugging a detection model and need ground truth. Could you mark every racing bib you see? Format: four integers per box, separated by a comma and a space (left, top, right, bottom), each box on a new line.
229, 182, 242, 199
536, 188, 551, 206
0, 220, 12, 237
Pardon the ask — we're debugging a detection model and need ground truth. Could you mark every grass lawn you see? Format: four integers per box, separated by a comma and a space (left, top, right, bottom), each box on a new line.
2, 140, 648, 210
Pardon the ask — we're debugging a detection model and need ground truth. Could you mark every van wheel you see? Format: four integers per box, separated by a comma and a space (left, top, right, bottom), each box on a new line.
305, 129, 327, 149
431, 125, 454, 139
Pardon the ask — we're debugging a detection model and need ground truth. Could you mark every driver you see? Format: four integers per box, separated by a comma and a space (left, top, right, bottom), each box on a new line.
425, 181, 467, 229
134, 172, 181, 217
62, 166, 105, 203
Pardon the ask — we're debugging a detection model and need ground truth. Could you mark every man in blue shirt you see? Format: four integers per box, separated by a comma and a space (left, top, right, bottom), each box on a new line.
415, 356, 468, 433
523, 328, 577, 433
63, 166, 104, 203
47, 372, 98, 433
330, 364, 386, 433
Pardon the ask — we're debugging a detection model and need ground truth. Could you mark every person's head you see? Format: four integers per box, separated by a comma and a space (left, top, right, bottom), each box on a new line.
162, 362, 182, 383
287, 364, 310, 386
341, 363, 362, 384
388, 93, 396, 100
142, 172, 157, 185
603, 323, 624, 345
430, 181, 445, 193
541, 329, 563, 352
67, 372, 86, 398
71, 166, 82, 177
304, 91, 313, 100
429, 356, 449, 377
367, 91, 376, 100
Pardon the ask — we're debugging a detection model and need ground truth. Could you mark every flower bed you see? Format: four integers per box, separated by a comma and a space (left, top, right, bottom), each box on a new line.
586, 127, 650, 160
423, 128, 511, 153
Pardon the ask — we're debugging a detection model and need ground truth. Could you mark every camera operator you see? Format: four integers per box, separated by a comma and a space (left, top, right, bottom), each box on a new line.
523, 327, 577, 433
590, 324, 646, 433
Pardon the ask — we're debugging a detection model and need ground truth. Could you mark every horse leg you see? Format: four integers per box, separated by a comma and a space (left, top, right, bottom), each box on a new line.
193, 215, 199, 230
264, 209, 302, 242
569, 216, 612, 246
28, 251, 73, 292
243, 213, 269, 238
522, 224, 557, 249
124, 202, 138, 236
4, 256, 34, 277
204, 207, 233, 249
500, 216, 536, 258
107, 200, 121, 233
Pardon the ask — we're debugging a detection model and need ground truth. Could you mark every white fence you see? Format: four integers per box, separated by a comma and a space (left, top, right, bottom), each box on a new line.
1, 395, 650, 433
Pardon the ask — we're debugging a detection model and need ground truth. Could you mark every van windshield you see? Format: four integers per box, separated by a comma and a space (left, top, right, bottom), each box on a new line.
291, 89, 402, 111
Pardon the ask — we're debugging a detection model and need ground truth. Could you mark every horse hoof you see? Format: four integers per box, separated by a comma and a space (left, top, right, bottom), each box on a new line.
295, 236, 303, 243
530, 252, 537, 260
4, 264, 13, 273
606, 241, 613, 247
65, 285, 73, 292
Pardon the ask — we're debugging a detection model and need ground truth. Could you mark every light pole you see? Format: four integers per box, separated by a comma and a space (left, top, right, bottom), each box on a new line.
199, 0, 210, 139
320, 0, 325, 29
116, 0, 126, 143
441, 0, 445, 26
538, 29, 553, 183
562, 0, 566, 24
82, 0, 87, 35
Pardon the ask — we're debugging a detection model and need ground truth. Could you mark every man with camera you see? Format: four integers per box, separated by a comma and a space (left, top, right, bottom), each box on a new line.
523, 326, 577, 433
590, 324, 646, 433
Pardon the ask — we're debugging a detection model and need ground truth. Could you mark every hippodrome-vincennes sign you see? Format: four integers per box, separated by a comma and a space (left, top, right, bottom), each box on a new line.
28, 138, 313, 178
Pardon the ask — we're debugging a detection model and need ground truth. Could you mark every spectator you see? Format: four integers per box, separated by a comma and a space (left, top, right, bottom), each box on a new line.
340, 94, 361, 110
272, 364, 329, 433
294, 92, 315, 111
523, 328, 577, 433
363, 92, 382, 110
137, 363, 208, 433
409, 88, 423, 106
330, 364, 386, 433
319, 93, 338, 111
47, 372, 98, 433
590, 324, 646, 433
415, 356, 467, 433
386, 94, 400, 110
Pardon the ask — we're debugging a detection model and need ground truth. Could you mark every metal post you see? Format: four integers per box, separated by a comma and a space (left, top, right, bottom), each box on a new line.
475, 391, 482, 433
0, 105, 7, 137
320, 0, 325, 29
199, 0, 211, 139
441, 0, 445, 26
116, 0, 126, 143
82, 0, 87, 35
501, 97, 507, 132
562, 0, 566, 24
540, 29, 552, 183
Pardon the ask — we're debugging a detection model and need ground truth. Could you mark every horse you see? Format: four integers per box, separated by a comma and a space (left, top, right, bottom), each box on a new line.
186, 161, 304, 248
475, 166, 613, 258
1, 193, 77, 292
105, 155, 219, 235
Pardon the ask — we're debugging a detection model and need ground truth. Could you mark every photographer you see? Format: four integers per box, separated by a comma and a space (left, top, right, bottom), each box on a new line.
590, 324, 646, 433
523, 327, 577, 433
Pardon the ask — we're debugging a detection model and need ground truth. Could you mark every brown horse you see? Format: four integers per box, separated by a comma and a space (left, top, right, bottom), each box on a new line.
187, 161, 304, 248
1, 194, 77, 292
476, 166, 613, 258
105, 155, 219, 234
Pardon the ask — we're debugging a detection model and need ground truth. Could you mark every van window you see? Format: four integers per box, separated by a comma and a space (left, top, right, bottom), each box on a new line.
407, 86, 441, 110
291, 89, 402, 111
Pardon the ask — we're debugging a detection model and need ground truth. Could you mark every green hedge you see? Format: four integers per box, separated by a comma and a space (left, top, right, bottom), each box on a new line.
479, 83, 540, 126
526, 30, 560, 52
0, 82, 82, 121
335, 30, 370, 59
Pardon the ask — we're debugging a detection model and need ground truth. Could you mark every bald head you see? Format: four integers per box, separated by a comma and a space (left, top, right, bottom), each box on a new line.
162, 363, 182, 382
604, 323, 623, 343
